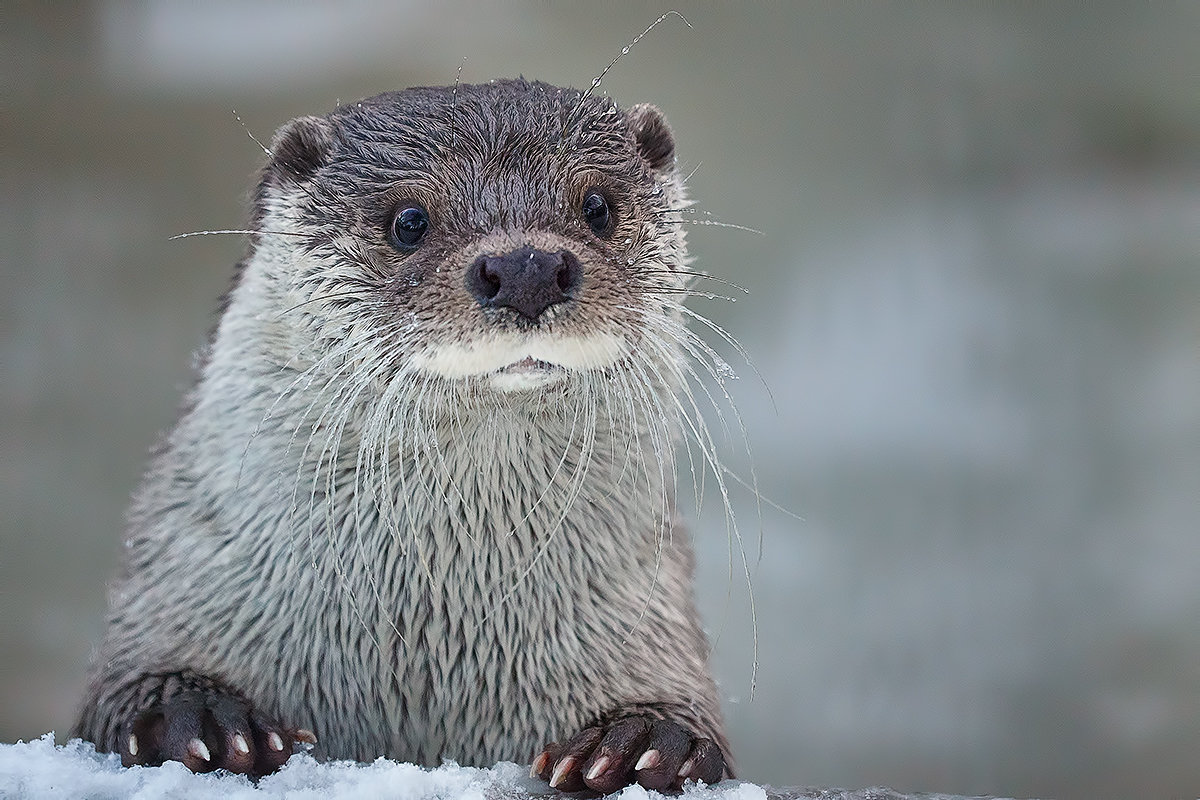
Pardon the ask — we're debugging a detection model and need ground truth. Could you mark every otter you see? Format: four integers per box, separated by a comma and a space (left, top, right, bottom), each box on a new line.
73, 78, 732, 793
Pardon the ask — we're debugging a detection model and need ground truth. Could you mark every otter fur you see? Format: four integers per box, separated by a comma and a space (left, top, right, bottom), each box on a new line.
73, 79, 732, 792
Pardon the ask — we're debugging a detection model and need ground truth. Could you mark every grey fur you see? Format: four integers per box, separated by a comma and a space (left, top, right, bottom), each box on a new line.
74, 79, 732, 772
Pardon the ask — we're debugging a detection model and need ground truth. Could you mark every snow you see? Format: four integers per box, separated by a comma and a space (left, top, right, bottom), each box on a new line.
0, 734, 769, 800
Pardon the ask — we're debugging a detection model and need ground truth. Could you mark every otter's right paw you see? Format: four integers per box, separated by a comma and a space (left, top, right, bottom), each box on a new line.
533, 716, 725, 793
120, 689, 316, 776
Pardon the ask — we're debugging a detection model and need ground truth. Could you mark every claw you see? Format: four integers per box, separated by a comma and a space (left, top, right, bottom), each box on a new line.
635, 748, 660, 771
127, 734, 139, 757
549, 756, 577, 788
585, 754, 611, 781
232, 733, 250, 755
187, 738, 211, 762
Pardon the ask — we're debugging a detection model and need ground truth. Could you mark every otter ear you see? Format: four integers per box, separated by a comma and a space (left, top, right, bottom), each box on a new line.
268, 115, 335, 182
626, 103, 675, 173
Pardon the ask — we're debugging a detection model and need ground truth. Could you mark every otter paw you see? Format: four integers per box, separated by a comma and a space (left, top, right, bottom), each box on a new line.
120, 689, 316, 776
532, 716, 724, 793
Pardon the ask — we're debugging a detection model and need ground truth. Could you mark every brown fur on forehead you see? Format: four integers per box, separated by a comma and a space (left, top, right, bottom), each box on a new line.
304, 80, 650, 226
330, 79, 635, 162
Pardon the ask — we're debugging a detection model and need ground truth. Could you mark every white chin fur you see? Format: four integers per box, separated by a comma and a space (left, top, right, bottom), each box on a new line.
411, 332, 626, 391
488, 369, 565, 393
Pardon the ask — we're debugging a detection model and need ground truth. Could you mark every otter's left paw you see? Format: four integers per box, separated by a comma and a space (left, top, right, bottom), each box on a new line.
120, 689, 315, 777
532, 716, 724, 793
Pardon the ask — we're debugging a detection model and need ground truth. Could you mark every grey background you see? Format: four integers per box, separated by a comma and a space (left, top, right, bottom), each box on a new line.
2, 3, 1198, 799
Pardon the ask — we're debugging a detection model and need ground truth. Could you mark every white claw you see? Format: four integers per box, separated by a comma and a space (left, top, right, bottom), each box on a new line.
187, 737, 211, 762
233, 733, 250, 755
268, 731, 285, 751
530, 751, 549, 778
549, 756, 576, 788
677, 756, 696, 778
127, 734, 139, 757
634, 749, 660, 771
585, 755, 611, 781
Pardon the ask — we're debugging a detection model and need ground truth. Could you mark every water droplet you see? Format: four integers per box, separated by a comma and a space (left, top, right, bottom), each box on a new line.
626, 257, 634, 265
623, 238, 632, 245
712, 354, 738, 381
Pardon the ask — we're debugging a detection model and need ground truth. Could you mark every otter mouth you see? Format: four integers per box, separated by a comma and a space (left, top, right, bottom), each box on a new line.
490, 356, 567, 392
497, 356, 564, 375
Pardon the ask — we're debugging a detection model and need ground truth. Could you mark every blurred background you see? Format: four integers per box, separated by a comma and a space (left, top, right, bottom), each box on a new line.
2, 2, 1198, 798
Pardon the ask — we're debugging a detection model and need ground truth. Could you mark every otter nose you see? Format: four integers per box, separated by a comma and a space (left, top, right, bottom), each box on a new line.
466, 246, 582, 320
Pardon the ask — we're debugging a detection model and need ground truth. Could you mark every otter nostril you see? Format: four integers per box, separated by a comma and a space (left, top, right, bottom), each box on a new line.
558, 251, 582, 297
480, 261, 502, 300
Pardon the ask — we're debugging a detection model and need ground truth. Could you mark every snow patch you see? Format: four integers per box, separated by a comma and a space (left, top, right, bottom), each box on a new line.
0, 734, 760, 800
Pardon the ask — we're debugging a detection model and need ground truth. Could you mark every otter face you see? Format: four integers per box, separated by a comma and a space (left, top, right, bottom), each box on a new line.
252, 79, 688, 397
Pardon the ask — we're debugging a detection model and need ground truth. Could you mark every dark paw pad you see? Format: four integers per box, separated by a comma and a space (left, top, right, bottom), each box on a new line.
533, 716, 724, 793
120, 689, 316, 776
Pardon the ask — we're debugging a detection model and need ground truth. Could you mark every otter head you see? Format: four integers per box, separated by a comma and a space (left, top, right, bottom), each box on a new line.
247, 79, 689, 407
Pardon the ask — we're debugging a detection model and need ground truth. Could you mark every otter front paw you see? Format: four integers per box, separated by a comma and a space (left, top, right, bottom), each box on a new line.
532, 716, 724, 793
120, 688, 316, 776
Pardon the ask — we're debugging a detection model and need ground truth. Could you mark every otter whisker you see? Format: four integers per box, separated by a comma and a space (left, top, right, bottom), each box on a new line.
677, 304, 776, 411
560, 10, 692, 150
650, 208, 766, 236
232, 109, 272, 157
169, 228, 309, 241
665, 217, 766, 235
719, 462, 805, 524
449, 56, 467, 150
639, 269, 750, 294
639, 286, 740, 303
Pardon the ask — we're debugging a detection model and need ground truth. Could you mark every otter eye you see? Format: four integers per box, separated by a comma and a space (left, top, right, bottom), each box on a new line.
581, 190, 611, 237
390, 205, 429, 250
